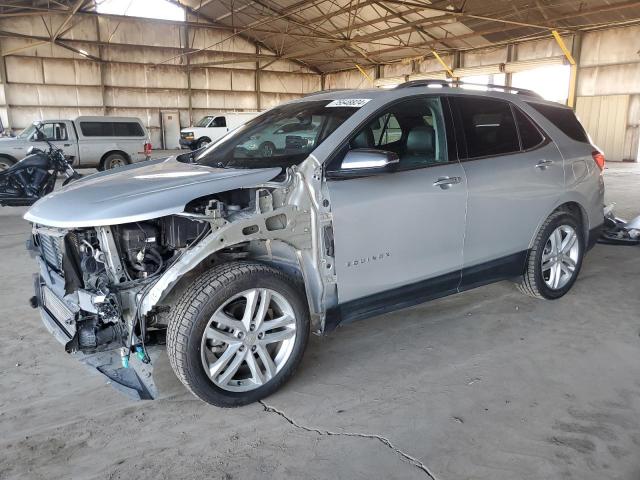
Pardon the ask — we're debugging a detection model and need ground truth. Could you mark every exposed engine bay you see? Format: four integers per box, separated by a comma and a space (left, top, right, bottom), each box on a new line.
29, 166, 331, 399
33, 214, 210, 355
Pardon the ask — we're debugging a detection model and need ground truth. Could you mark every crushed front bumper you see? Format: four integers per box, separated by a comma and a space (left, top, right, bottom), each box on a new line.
33, 270, 160, 401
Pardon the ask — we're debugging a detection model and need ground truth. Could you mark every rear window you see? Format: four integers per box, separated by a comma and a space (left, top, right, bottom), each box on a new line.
527, 103, 589, 143
80, 121, 144, 137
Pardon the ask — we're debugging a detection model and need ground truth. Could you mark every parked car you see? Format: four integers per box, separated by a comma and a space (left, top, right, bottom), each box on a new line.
25, 81, 604, 407
0, 116, 151, 171
180, 112, 260, 150
236, 119, 320, 157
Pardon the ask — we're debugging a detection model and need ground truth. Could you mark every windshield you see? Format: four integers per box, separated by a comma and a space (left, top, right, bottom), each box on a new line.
193, 100, 358, 169
195, 116, 214, 127
18, 124, 37, 139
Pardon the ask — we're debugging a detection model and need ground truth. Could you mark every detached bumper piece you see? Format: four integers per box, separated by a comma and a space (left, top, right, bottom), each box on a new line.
599, 204, 640, 246
33, 273, 159, 401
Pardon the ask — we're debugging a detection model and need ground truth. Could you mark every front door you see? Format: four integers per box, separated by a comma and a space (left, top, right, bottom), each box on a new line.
326, 96, 467, 315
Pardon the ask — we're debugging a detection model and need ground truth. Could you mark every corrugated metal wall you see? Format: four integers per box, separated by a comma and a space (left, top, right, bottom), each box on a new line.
325, 25, 640, 161
577, 25, 640, 162
576, 95, 629, 161
0, 13, 321, 147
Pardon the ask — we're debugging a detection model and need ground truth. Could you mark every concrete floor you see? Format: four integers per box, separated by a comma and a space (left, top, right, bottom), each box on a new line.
1, 163, 639, 480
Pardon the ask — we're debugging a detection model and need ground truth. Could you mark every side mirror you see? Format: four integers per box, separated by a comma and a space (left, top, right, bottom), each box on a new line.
330, 149, 399, 178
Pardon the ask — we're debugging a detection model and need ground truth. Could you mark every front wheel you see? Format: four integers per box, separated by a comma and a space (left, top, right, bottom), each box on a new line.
167, 261, 310, 407
518, 211, 584, 299
196, 138, 211, 150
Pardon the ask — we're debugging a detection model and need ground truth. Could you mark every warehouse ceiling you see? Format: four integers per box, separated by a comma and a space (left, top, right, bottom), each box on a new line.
1, 0, 640, 72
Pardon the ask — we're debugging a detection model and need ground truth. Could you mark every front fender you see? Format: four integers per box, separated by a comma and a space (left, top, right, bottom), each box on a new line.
139, 205, 312, 318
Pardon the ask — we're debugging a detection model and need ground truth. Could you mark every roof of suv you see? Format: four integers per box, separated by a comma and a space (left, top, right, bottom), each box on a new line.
302, 81, 568, 109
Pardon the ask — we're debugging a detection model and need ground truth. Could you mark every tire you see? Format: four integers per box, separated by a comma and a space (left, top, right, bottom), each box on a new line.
259, 142, 275, 157
517, 210, 584, 299
196, 138, 211, 150
0, 156, 16, 172
102, 153, 129, 170
167, 261, 310, 407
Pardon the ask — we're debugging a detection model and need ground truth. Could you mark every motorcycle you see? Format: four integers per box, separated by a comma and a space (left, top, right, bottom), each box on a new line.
0, 124, 81, 207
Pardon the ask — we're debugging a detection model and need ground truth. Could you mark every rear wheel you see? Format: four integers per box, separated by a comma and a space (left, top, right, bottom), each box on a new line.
102, 153, 129, 170
518, 211, 584, 299
167, 261, 310, 407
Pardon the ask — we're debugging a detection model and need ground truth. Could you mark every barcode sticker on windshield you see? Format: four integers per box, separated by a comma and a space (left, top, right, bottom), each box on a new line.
326, 99, 371, 108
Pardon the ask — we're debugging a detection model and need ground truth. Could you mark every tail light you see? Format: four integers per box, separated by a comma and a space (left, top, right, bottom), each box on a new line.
144, 142, 152, 158
592, 150, 605, 172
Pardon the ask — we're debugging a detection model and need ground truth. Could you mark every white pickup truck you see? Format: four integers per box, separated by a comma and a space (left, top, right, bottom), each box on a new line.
179, 112, 260, 150
0, 116, 151, 171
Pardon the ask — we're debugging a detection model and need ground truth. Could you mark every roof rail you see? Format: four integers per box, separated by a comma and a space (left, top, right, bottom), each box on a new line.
395, 79, 542, 98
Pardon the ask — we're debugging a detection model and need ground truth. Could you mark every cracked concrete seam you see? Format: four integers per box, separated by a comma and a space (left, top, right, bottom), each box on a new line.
259, 401, 437, 480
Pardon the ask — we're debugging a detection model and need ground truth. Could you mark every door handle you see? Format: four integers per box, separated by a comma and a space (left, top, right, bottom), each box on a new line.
64, 143, 71, 147
535, 159, 554, 169
433, 176, 462, 189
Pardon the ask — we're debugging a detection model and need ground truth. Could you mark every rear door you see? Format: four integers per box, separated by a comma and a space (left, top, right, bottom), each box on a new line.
449, 95, 565, 289
326, 96, 467, 311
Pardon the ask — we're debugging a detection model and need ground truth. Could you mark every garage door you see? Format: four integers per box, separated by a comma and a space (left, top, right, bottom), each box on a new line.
576, 95, 629, 161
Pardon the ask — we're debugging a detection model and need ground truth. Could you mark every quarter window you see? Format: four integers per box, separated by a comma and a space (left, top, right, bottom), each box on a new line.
527, 102, 590, 143
452, 97, 520, 158
514, 108, 544, 150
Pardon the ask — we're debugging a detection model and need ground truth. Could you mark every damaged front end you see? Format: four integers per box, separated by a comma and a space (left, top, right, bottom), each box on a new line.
27, 162, 334, 400
29, 215, 209, 399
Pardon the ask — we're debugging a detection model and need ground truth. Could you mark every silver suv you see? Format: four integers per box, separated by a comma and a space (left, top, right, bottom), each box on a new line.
25, 81, 605, 407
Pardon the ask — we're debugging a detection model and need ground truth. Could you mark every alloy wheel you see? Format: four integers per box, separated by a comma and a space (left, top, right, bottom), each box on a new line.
541, 224, 580, 290
201, 288, 297, 392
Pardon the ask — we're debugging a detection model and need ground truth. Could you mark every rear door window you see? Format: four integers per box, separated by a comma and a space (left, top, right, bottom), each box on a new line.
527, 103, 589, 143
451, 97, 520, 158
514, 108, 544, 150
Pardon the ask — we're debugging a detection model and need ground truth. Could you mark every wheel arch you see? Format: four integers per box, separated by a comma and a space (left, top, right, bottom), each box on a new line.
149, 239, 323, 333
528, 199, 589, 250
99, 150, 131, 170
